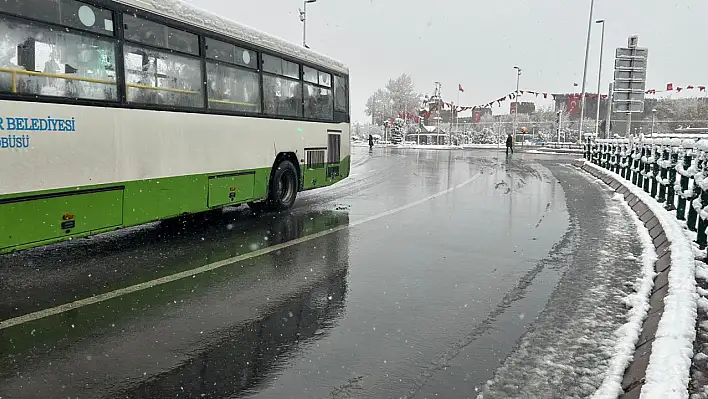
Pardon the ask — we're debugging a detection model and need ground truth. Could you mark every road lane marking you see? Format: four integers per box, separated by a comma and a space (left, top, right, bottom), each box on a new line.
0, 172, 483, 330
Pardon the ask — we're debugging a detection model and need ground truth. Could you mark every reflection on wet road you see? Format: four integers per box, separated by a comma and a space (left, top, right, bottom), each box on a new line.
0, 148, 597, 398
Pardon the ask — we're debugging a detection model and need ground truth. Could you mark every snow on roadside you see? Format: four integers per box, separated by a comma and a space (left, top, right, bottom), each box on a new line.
584, 161, 698, 399
591, 192, 657, 399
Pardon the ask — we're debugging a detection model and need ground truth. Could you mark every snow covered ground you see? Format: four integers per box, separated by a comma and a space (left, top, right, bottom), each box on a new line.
476, 166, 654, 398
583, 161, 701, 399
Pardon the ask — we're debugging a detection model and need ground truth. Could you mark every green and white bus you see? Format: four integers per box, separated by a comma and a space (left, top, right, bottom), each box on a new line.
0, 0, 350, 253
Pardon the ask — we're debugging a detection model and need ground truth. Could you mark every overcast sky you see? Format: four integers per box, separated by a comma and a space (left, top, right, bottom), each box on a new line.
188, 0, 708, 122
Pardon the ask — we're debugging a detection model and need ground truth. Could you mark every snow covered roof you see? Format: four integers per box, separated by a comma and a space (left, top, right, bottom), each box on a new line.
114, 0, 348, 75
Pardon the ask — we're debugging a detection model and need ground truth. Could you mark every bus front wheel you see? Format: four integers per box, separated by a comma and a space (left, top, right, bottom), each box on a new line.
267, 160, 298, 211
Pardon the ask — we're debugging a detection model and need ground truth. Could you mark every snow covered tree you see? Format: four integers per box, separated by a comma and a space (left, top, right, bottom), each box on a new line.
386, 74, 420, 118
365, 89, 390, 125
390, 118, 405, 144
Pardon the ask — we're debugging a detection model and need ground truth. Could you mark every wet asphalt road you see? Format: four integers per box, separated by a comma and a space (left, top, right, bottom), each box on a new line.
0, 147, 606, 399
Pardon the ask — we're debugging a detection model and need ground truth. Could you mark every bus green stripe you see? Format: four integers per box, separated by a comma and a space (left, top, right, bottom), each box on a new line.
0, 156, 349, 253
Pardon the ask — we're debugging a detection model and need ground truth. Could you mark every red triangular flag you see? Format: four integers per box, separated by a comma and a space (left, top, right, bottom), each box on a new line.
687, 85, 695, 89
677, 87, 683, 92
458, 84, 464, 93
543, 93, 548, 99
700, 86, 706, 92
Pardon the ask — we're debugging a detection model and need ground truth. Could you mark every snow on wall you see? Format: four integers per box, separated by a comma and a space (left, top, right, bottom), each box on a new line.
591, 193, 657, 399
584, 161, 698, 399
115, 0, 349, 74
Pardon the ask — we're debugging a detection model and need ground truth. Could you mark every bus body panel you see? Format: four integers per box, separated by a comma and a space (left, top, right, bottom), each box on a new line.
0, 101, 349, 197
0, 101, 350, 253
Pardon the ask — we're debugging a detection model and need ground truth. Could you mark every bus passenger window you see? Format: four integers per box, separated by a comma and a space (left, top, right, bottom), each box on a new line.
334, 75, 348, 113
205, 38, 257, 70
206, 62, 261, 113
262, 54, 299, 79
263, 75, 302, 117
0, 0, 115, 36
123, 45, 203, 108
0, 15, 117, 100
304, 84, 333, 120
123, 14, 198, 55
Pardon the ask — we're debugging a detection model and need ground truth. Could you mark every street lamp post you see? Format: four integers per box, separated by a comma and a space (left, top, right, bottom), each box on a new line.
513, 66, 521, 143
594, 19, 605, 137
578, 0, 596, 140
299, 0, 317, 48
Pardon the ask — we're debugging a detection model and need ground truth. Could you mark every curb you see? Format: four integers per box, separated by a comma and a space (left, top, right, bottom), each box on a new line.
572, 160, 670, 399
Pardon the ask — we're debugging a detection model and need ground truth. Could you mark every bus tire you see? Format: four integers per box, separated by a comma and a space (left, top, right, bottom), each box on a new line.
267, 160, 298, 211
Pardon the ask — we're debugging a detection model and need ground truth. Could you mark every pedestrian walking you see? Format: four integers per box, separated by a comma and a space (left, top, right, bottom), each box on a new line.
369, 134, 374, 149
506, 133, 514, 155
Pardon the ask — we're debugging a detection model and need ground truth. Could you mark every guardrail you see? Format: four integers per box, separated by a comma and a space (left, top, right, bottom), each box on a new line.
584, 136, 708, 248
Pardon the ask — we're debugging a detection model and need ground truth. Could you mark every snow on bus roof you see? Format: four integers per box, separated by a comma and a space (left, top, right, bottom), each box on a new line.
114, 0, 348, 75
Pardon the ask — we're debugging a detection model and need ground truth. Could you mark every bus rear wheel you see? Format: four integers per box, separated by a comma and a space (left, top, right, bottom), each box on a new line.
267, 160, 298, 211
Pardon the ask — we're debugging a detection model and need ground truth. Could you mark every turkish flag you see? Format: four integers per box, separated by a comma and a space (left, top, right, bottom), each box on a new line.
666, 83, 674, 91
459, 84, 464, 92
474, 111, 481, 123
567, 94, 580, 115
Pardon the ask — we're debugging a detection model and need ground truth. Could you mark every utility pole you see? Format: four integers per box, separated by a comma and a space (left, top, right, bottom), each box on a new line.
594, 19, 606, 136
513, 66, 521, 143
299, 0, 317, 48
605, 82, 613, 138
578, 0, 596, 139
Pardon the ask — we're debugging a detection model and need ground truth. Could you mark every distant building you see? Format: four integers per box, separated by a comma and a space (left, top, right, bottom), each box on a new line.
510, 102, 535, 115
553, 93, 609, 119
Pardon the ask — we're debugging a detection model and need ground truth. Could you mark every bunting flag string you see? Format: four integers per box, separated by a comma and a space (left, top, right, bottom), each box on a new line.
644, 83, 707, 95
434, 81, 705, 115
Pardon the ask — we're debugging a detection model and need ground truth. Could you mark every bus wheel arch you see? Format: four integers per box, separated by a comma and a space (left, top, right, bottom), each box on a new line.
267, 152, 300, 210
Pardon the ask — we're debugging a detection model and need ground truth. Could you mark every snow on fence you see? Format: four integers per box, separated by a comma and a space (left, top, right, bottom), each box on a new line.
584, 136, 708, 247
583, 136, 704, 398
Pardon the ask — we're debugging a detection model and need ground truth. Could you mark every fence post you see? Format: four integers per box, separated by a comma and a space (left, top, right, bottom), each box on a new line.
643, 140, 652, 193
676, 144, 693, 221
657, 141, 669, 203
650, 142, 659, 198
687, 147, 704, 231
635, 142, 646, 188
631, 142, 639, 185
623, 140, 631, 179
614, 141, 621, 174
666, 144, 679, 211
696, 143, 708, 248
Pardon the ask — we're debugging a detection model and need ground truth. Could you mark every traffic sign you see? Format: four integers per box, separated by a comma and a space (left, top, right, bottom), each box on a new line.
614, 90, 645, 101
614, 80, 646, 90
616, 48, 648, 58
613, 101, 644, 113
615, 58, 647, 69
614, 70, 647, 81
612, 36, 648, 114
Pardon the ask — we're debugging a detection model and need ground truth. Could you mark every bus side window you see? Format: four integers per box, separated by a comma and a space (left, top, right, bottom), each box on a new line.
334, 75, 348, 113
0, 15, 117, 100
123, 14, 198, 55
304, 84, 333, 120
263, 75, 302, 118
206, 61, 261, 113
123, 44, 204, 109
